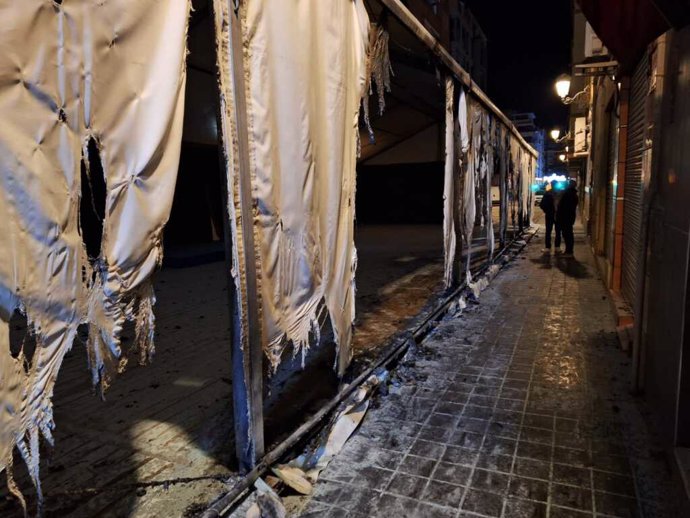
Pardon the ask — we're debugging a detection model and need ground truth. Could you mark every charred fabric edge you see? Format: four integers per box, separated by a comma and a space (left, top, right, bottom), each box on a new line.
442, 77, 457, 288
236, 0, 369, 375
212, 0, 266, 469
442, 82, 536, 288
200, 230, 537, 518
0, 1, 191, 514
361, 22, 393, 143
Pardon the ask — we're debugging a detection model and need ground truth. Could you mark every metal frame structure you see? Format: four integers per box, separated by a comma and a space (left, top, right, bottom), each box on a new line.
220, 1, 265, 472
222, 0, 539, 476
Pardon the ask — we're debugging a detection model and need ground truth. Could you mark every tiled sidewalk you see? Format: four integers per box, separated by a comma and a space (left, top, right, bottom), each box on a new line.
297, 232, 684, 517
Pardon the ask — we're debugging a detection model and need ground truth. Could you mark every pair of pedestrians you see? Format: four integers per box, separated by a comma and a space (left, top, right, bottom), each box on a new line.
539, 180, 578, 256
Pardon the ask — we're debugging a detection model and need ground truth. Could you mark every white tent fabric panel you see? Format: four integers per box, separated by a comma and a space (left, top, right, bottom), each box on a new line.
221, 0, 369, 372
0, 0, 189, 509
441, 83, 536, 287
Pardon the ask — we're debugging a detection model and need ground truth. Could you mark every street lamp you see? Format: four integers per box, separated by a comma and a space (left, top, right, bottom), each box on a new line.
555, 74, 571, 100
559, 154, 567, 162
554, 73, 592, 105
550, 128, 570, 143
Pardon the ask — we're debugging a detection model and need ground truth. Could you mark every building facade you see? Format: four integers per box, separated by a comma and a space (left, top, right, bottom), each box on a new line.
509, 112, 546, 179
406, 0, 452, 49
404, 1, 488, 90
449, 1, 488, 90
572, 0, 690, 496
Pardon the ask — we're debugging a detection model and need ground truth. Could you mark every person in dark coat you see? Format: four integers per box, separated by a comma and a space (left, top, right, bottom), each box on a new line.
539, 181, 556, 252
556, 180, 579, 255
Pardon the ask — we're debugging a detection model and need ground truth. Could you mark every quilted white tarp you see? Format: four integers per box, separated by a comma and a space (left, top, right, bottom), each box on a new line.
0, 0, 189, 510
217, 0, 369, 372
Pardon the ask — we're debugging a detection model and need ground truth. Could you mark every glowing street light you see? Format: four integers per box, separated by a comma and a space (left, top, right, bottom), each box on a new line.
550, 129, 561, 141
554, 73, 592, 105
559, 153, 567, 162
555, 74, 571, 100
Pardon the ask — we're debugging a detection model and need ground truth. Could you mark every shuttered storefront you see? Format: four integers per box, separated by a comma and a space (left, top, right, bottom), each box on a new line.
621, 54, 649, 306
605, 112, 618, 263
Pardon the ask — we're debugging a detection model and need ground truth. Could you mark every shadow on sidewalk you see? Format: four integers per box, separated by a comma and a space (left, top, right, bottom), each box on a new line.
530, 252, 554, 270
529, 251, 592, 279
555, 254, 592, 279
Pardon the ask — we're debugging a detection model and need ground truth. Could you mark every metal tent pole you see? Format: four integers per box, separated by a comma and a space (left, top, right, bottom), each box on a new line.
215, 0, 265, 473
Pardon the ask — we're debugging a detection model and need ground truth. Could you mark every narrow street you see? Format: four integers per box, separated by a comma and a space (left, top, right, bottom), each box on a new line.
297, 226, 684, 518
4, 2, 690, 517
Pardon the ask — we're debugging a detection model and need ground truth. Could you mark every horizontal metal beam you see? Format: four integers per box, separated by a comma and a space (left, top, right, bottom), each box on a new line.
377, 0, 539, 159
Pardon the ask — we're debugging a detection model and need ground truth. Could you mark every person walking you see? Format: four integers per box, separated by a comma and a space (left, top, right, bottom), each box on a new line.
539, 181, 556, 253
556, 180, 579, 256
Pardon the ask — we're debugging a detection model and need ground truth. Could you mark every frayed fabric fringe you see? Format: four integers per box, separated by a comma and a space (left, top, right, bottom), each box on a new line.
0, 1, 191, 514
361, 23, 393, 143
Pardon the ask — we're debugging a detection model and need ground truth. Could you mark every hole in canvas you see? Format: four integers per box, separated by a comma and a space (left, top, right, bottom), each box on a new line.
79, 138, 106, 259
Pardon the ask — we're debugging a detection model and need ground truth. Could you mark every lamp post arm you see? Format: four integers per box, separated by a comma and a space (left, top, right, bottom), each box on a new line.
564, 83, 593, 105
554, 131, 571, 143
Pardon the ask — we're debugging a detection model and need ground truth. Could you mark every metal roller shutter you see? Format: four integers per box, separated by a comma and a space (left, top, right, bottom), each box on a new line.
621, 54, 649, 306
605, 112, 618, 263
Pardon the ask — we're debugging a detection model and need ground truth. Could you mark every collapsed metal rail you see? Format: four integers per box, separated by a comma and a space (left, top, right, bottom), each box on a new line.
202, 229, 537, 517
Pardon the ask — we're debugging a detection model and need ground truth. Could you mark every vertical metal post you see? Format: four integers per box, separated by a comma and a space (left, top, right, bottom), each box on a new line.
611, 77, 630, 294
499, 130, 507, 247
215, 0, 265, 473
452, 125, 465, 286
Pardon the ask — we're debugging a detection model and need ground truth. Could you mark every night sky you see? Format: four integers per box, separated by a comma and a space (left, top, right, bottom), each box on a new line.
464, 0, 572, 131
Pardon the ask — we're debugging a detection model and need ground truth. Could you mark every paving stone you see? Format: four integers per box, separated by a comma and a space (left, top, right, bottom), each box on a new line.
549, 506, 592, 517
507, 475, 549, 502
399, 455, 437, 478
516, 440, 552, 462
469, 468, 510, 494
385, 472, 427, 499
297, 232, 684, 517
475, 452, 513, 473
552, 463, 592, 487
504, 497, 547, 518
592, 470, 636, 497
351, 466, 393, 491
421, 480, 464, 508
372, 492, 417, 515
594, 491, 640, 517
551, 482, 593, 511
431, 461, 472, 486
441, 445, 478, 466
461, 488, 504, 516
414, 502, 457, 518
409, 438, 445, 460
335, 486, 380, 514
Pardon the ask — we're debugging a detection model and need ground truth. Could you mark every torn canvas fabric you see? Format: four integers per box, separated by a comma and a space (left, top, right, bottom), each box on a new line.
498, 126, 509, 245
443, 85, 469, 288
224, 0, 369, 372
462, 98, 481, 277
455, 89, 470, 278
443, 88, 539, 286
443, 77, 456, 288
484, 115, 495, 259
509, 138, 520, 230
0, 0, 189, 510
